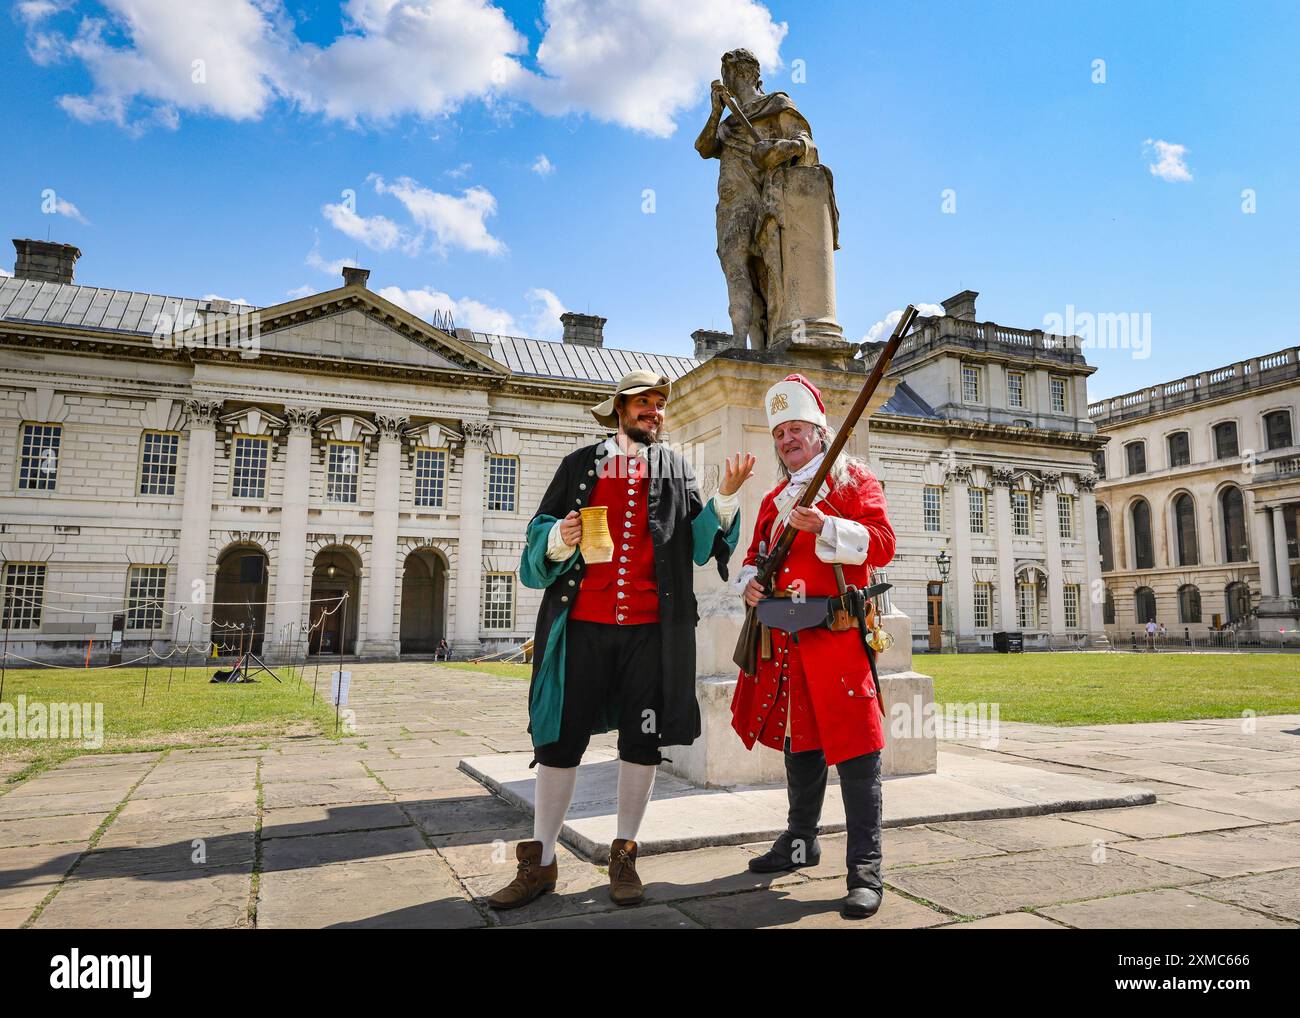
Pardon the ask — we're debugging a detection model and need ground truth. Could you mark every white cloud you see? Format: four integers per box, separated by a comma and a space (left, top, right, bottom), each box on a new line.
305, 240, 361, 277
525, 287, 567, 339
379, 284, 516, 334
373, 175, 506, 256
22, 0, 787, 138
526, 0, 787, 137
445, 162, 472, 179
322, 199, 411, 253
861, 303, 944, 344
531, 153, 555, 177
0, 267, 13, 278
1144, 138, 1193, 183
47, 194, 89, 224
286, 283, 314, 299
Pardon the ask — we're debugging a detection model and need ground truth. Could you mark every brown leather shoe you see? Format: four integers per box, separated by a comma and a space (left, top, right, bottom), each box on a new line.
486, 840, 557, 910
608, 838, 644, 906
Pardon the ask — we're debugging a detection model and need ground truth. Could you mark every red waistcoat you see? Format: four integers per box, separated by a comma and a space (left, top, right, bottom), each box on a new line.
570, 455, 659, 625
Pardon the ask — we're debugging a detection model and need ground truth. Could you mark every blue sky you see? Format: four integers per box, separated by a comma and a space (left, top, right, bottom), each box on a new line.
2, 0, 1297, 400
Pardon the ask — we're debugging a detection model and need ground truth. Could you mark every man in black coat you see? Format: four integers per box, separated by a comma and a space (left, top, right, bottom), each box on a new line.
486, 369, 754, 909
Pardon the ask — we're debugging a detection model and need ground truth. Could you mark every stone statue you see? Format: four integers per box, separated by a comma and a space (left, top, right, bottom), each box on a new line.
695, 48, 842, 352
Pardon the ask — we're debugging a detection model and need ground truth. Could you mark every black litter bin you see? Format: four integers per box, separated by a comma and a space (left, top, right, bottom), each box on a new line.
993, 631, 1025, 653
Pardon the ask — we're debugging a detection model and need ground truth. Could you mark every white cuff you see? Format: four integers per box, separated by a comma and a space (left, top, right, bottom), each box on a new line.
733, 563, 758, 595
814, 516, 870, 566
545, 518, 578, 562
712, 490, 739, 531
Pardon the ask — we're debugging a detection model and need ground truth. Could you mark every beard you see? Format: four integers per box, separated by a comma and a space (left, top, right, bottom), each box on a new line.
622, 417, 661, 446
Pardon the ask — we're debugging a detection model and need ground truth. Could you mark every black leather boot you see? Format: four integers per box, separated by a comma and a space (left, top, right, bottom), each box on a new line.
838, 750, 883, 919
750, 741, 828, 873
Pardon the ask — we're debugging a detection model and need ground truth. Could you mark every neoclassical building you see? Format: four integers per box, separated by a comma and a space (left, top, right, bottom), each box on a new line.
1090, 347, 1300, 639
1, 240, 1107, 661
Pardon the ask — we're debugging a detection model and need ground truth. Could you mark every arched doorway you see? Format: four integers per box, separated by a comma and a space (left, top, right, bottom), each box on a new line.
309, 546, 361, 655
212, 544, 269, 655
400, 549, 447, 654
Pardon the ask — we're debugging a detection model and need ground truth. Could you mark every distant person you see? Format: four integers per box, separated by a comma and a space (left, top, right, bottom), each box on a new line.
1157, 622, 1168, 645
434, 638, 449, 661
1145, 618, 1157, 651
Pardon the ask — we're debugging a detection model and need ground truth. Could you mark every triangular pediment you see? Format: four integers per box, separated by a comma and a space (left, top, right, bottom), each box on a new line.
179, 285, 506, 374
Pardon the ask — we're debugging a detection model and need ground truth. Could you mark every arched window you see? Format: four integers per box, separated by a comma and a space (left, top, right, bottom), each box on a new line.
1166, 431, 1191, 468
1214, 421, 1239, 460
1103, 587, 1115, 625
1178, 584, 1202, 623
1264, 410, 1293, 450
1173, 493, 1198, 566
1131, 499, 1154, 569
1225, 581, 1250, 624
1220, 486, 1248, 562
1097, 505, 1114, 572
1134, 586, 1156, 624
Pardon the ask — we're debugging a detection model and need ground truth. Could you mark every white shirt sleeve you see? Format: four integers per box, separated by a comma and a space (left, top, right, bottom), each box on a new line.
712, 490, 739, 531
545, 517, 578, 562
814, 514, 870, 566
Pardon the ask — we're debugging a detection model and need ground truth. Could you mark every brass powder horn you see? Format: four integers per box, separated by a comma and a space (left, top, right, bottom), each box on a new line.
578, 506, 614, 563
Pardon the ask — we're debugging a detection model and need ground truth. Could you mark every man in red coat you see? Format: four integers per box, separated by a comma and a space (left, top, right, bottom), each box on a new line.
731, 373, 896, 919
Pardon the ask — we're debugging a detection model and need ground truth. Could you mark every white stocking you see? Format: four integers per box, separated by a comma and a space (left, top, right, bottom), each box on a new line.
532, 764, 578, 866
615, 760, 658, 841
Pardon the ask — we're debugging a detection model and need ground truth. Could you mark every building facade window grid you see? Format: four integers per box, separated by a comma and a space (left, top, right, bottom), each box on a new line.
482, 571, 515, 630
414, 447, 447, 508
126, 565, 167, 630
923, 485, 942, 532
961, 365, 981, 403
2, 563, 46, 630
18, 422, 61, 491
231, 435, 270, 499
139, 431, 180, 496
486, 454, 518, 513
1125, 441, 1146, 475
327, 441, 361, 504
1007, 371, 1025, 408
1058, 494, 1074, 539
1063, 584, 1080, 629
1050, 375, 1068, 413
1214, 421, 1239, 460
1264, 410, 1293, 450
969, 487, 987, 534
1012, 491, 1031, 536
1017, 580, 1038, 630
1167, 431, 1190, 468
973, 581, 991, 628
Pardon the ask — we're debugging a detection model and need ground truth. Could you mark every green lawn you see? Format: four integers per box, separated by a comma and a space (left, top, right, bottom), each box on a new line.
443, 661, 532, 680
446, 654, 1300, 726
0, 664, 340, 779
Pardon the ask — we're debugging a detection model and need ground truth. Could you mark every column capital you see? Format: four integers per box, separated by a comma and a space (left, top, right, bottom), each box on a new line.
375, 413, 410, 442
1040, 471, 1062, 492
284, 406, 320, 434
945, 465, 973, 485
1075, 472, 1099, 493
461, 420, 493, 447
991, 467, 1017, 488
183, 398, 223, 430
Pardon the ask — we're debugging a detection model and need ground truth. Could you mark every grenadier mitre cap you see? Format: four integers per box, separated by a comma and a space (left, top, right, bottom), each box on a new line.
765, 373, 826, 431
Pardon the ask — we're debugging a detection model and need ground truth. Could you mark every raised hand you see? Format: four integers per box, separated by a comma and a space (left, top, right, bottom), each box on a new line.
719, 452, 756, 496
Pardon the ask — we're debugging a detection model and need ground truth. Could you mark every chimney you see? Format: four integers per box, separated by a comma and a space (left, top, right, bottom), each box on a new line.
13, 239, 81, 284
941, 290, 978, 322
561, 311, 606, 347
341, 266, 371, 288
691, 328, 731, 360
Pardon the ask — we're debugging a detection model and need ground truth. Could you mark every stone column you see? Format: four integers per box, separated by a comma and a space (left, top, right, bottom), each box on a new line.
1255, 508, 1278, 597
1077, 475, 1105, 636
1041, 474, 1065, 635
174, 399, 222, 645
1273, 506, 1293, 599
946, 466, 974, 648
992, 469, 1017, 630
364, 414, 407, 658
267, 407, 317, 657
452, 421, 490, 656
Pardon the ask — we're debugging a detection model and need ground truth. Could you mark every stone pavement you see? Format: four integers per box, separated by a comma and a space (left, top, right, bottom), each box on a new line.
0, 663, 1297, 929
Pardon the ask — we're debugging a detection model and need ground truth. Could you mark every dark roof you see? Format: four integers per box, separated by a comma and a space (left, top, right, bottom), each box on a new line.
880, 380, 937, 419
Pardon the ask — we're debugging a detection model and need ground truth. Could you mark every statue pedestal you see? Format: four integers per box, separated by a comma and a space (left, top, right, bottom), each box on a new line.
663, 348, 938, 787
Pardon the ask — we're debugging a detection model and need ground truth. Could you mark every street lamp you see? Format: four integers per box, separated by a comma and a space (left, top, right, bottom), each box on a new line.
935, 548, 952, 652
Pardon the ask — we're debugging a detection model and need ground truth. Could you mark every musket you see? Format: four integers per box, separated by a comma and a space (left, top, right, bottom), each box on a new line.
732, 305, 920, 674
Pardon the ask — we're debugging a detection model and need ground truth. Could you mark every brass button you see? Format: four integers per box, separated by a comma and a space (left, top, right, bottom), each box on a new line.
561, 595, 569, 603
579, 483, 586, 490
568, 579, 576, 586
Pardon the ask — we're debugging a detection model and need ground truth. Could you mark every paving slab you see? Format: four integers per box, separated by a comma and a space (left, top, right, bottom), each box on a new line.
1190, 868, 1300, 923
941, 912, 1065, 929
0, 788, 128, 820
884, 844, 1210, 918
0, 843, 83, 912
931, 815, 1134, 853
114, 788, 257, 825
33, 865, 251, 929
1039, 888, 1292, 929
509, 903, 702, 929
403, 795, 530, 837
0, 812, 108, 849
462, 750, 1155, 862
75, 816, 256, 880
261, 802, 412, 839
1161, 789, 1300, 824
260, 778, 389, 809
1110, 823, 1300, 878
676, 878, 947, 929
1060, 802, 1265, 839
260, 825, 428, 872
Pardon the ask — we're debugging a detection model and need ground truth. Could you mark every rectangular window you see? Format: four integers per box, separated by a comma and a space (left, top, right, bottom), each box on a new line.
139, 431, 180, 496
482, 572, 515, 630
923, 485, 942, 532
2, 563, 46, 630
487, 454, 518, 513
1214, 422, 1239, 460
1017, 581, 1037, 630
968, 487, 987, 534
414, 448, 447, 508
327, 442, 361, 504
1007, 371, 1025, 409
1063, 584, 1080, 629
231, 435, 270, 499
961, 365, 981, 403
1012, 491, 1031, 537
126, 565, 167, 630
1050, 375, 1068, 413
18, 423, 61, 490
1058, 494, 1075, 539
973, 582, 992, 629
1167, 431, 1190, 468
1126, 442, 1146, 475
